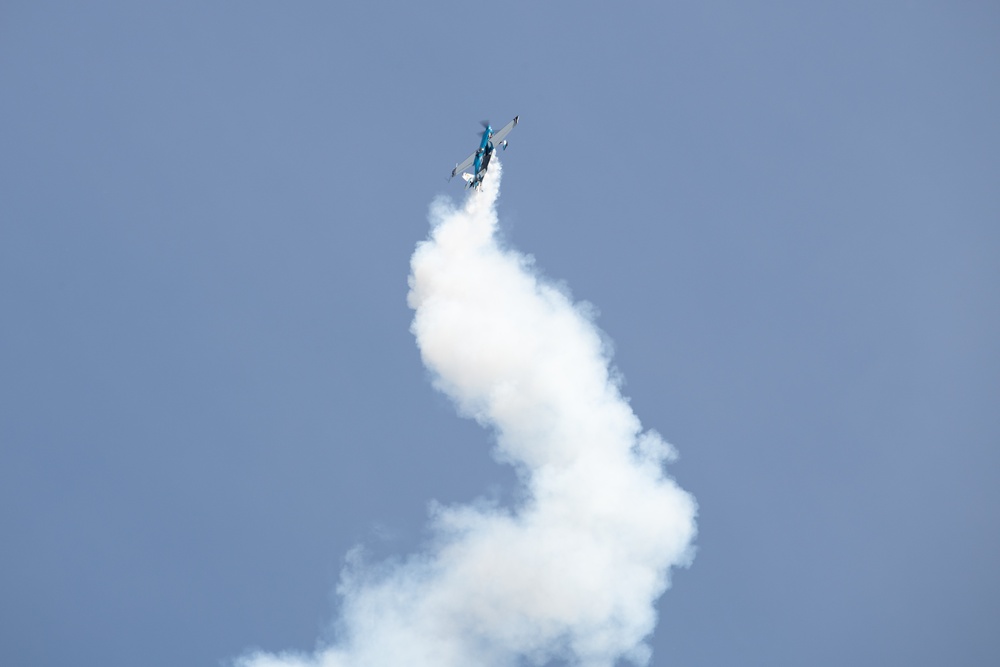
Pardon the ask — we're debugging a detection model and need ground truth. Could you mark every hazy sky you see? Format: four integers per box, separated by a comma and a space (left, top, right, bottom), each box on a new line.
2, 2, 998, 666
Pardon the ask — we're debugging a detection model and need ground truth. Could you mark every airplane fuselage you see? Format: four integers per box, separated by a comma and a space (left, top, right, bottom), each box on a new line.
472, 126, 495, 184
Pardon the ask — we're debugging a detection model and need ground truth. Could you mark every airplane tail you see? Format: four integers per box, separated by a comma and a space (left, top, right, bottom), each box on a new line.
461, 172, 476, 188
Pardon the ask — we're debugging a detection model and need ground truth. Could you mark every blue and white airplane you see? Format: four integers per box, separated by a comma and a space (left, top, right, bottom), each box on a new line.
450, 116, 519, 189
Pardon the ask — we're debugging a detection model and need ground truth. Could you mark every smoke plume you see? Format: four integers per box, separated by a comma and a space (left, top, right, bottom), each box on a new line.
237, 161, 696, 667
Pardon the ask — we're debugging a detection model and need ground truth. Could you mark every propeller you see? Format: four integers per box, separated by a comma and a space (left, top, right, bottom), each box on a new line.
480, 119, 491, 130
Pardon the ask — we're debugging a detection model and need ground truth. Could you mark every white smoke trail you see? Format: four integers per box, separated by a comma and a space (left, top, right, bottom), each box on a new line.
237, 161, 696, 667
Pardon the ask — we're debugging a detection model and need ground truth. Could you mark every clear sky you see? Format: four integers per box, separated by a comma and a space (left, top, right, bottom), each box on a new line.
2, 2, 998, 666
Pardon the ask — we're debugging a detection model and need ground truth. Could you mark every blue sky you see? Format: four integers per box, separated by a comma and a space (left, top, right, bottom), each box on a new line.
2, 2, 998, 665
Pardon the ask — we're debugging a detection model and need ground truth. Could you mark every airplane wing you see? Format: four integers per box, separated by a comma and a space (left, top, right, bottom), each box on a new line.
451, 151, 477, 179
489, 116, 519, 146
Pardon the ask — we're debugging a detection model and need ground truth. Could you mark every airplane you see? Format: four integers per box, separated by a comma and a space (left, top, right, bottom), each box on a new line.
450, 116, 519, 189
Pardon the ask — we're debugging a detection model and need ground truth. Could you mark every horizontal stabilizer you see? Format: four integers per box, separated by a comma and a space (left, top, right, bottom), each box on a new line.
461, 172, 475, 183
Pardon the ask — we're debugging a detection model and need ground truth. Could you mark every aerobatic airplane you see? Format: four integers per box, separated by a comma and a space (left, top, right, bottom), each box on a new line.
450, 116, 519, 189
